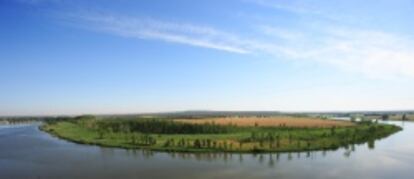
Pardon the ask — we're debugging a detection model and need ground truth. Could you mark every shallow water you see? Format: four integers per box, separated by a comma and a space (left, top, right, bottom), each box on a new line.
0, 121, 413, 179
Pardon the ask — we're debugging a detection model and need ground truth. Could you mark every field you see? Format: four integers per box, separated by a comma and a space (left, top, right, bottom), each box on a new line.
174, 116, 353, 128
41, 116, 402, 153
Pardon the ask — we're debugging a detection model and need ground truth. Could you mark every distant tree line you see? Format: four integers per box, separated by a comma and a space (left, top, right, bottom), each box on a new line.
0, 117, 44, 124
78, 117, 239, 134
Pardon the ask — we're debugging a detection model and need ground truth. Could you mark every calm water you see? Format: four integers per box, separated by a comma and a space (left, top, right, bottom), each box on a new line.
1, 121, 413, 179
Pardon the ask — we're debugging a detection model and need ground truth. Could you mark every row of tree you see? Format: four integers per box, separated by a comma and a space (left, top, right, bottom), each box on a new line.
162, 138, 237, 150
88, 119, 239, 134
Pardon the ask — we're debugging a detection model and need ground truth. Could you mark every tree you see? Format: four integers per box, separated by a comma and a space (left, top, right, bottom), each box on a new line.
170, 139, 175, 146
131, 133, 137, 145
382, 114, 389, 121
163, 139, 172, 147
193, 139, 201, 148
97, 128, 105, 139
350, 116, 356, 122
178, 138, 185, 147
259, 140, 264, 148
201, 139, 206, 147
402, 114, 407, 121
276, 135, 280, 148
250, 132, 257, 141
330, 126, 336, 136
206, 139, 212, 148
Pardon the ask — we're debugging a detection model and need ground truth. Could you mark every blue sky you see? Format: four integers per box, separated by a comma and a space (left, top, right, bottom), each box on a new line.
1, 0, 414, 116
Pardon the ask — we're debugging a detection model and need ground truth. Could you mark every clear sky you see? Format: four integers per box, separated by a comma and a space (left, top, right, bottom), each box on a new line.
1, 0, 414, 116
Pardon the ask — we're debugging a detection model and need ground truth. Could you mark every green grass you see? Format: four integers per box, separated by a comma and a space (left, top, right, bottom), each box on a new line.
41, 117, 402, 153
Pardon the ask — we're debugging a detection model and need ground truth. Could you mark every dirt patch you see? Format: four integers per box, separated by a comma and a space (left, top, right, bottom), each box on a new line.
174, 116, 353, 128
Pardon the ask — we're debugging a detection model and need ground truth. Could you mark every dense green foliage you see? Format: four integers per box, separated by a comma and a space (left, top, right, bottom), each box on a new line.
41, 116, 402, 153
88, 118, 237, 134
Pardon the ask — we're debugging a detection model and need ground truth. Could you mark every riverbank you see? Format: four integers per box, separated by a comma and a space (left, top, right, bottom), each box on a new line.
41, 116, 402, 153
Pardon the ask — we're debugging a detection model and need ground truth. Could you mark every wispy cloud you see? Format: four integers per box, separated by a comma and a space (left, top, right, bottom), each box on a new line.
269, 26, 414, 79
244, 0, 360, 22
244, 0, 414, 79
244, 0, 322, 15
70, 13, 251, 54
14, 0, 414, 79
324, 28, 414, 78
64, 10, 414, 79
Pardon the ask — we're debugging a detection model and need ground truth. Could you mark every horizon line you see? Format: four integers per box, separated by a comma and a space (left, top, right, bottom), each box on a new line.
1, 109, 414, 118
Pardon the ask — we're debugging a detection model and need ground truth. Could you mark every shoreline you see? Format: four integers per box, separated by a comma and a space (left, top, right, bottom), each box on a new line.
39, 125, 349, 154
40, 118, 402, 153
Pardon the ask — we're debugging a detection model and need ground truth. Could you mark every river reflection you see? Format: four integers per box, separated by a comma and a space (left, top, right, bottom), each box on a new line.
95, 137, 366, 168
93, 146, 364, 173
0, 121, 412, 179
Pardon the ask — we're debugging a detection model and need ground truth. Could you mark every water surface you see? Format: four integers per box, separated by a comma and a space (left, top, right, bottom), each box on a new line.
1, 121, 413, 179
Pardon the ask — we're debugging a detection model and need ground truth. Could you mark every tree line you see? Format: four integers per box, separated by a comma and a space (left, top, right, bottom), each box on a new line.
77, 117, 240, 134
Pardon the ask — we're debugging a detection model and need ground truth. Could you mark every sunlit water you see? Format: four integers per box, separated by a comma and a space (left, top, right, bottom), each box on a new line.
1, 121, 413, 179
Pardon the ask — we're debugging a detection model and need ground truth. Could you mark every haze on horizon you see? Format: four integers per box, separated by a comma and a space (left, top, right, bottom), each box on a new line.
1, 0, 414, 116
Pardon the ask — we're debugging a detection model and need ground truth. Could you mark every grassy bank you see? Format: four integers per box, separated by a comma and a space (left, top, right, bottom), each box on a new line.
41, 116, 402, 153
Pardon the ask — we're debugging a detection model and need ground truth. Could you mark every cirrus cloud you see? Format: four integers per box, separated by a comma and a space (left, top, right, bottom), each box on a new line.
63, 9, 414, 79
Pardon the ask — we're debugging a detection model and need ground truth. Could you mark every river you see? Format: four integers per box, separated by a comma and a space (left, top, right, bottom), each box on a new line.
0, 121, 413, 179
